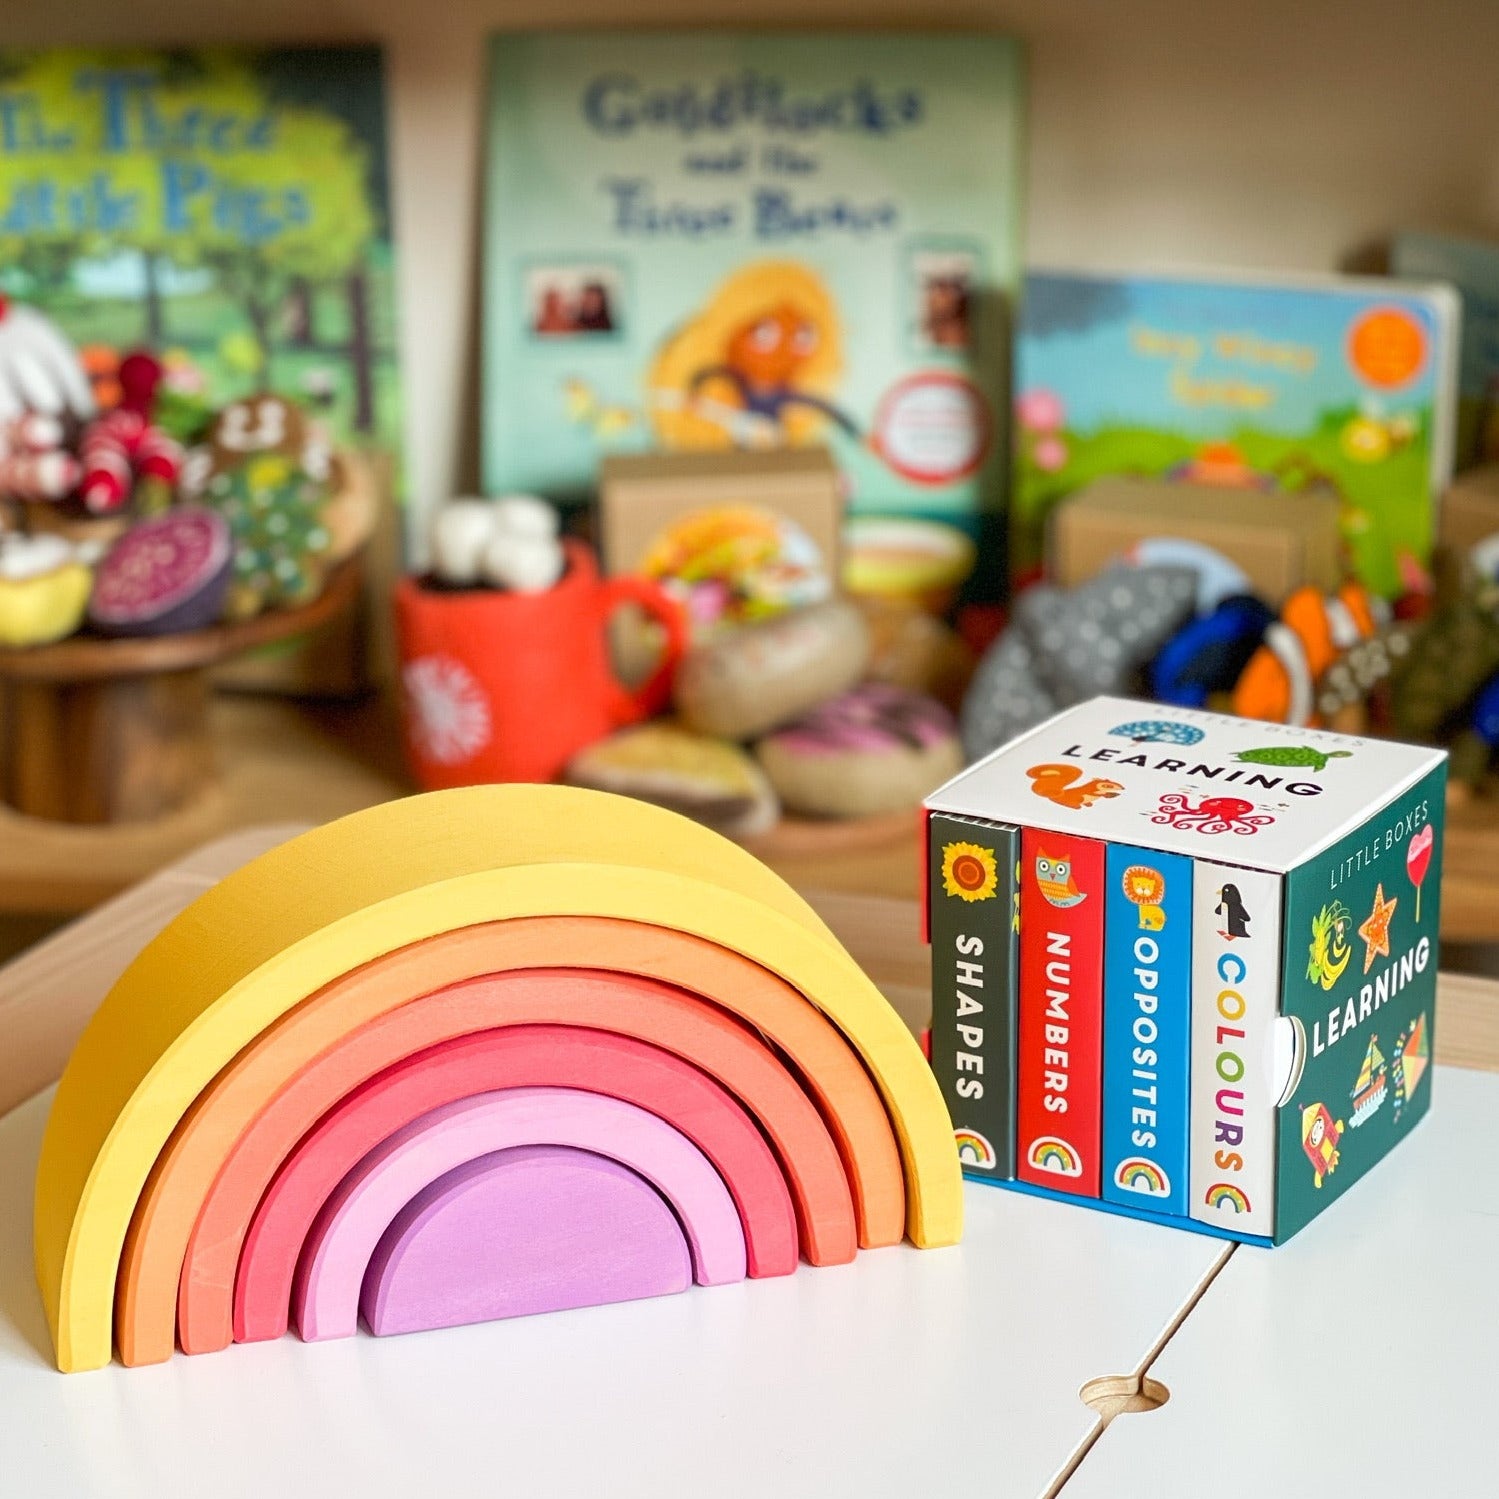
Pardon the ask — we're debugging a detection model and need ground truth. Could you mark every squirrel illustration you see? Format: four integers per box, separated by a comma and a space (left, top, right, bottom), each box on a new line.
1025, 763, 1125, 810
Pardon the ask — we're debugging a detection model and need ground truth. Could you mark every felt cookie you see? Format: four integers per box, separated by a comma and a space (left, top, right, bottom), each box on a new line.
857, 595, 976, 711
674, 599, 869, 741
756, 684, 963, 819
565, 722, 779, 838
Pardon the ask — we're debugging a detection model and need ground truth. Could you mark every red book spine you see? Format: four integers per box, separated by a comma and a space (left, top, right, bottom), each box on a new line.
1016, 828, 1105, 1197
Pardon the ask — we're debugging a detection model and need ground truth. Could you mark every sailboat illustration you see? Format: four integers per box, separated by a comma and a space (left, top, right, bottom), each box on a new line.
1349, 1035, 1388, 1127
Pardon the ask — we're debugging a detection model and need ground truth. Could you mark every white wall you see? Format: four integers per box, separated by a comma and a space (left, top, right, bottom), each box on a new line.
9, 0, 1499, 548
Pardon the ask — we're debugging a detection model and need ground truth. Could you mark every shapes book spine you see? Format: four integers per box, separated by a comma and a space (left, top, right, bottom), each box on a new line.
1016, 828, 1104, 1196
1102, 844, 1191, 1217
927, 814, 1019, 1178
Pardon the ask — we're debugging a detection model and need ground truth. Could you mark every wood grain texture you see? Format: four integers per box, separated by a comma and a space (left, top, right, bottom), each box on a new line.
293, 1088, 747, 1341
187, 1022, 798, 1355
125, 917, 895, 1365
360, 1145, 693, 1338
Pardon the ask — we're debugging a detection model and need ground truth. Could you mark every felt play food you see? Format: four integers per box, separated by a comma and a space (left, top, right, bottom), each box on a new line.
859, 595, 976, 711
0, 533, 92, 646
78, 353, 183, 515
757, 683, 963, 818
675, 598, 869, 740
566, 721, 779, 837
0, 413, 80, 503
1232, 582, 1385, 726
431, 494, 565, 592
0, 296, 95, 423
842, 516, 976, 614
88, 507, 232, 636
1150, 595, 1276, 709
201, 455, 334, 620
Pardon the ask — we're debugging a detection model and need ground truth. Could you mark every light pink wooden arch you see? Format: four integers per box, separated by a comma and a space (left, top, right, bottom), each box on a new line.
294, 1087, 746, 1341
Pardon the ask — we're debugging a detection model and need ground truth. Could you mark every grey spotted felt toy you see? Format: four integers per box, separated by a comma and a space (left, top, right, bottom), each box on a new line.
960, 564, 1198, 761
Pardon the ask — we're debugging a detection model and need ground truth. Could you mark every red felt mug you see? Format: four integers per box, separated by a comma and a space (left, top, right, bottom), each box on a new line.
394, 538, 688, 788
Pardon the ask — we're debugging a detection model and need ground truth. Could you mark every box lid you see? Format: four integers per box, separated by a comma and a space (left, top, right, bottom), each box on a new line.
926, 696, 1445, 874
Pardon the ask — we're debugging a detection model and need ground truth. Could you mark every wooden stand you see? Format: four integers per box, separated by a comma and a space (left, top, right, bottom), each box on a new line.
0, 560, 362, 824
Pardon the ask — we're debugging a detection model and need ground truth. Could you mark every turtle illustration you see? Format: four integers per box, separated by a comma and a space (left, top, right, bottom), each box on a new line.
1233, 745, 1352, 771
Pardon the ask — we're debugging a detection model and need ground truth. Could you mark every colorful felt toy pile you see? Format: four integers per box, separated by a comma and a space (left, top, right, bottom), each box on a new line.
962, 540, 1419, 764
0, 300, 369, 648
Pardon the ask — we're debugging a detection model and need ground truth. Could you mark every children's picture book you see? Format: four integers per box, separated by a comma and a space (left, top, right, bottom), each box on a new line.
1391, 231, 1499, 469
0, 47, 403, 466
481, 31, 1024, 589
1013, 271, 1462, 599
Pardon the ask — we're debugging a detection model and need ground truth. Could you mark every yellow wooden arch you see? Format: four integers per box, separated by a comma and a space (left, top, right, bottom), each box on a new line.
34, 786, 960, 1372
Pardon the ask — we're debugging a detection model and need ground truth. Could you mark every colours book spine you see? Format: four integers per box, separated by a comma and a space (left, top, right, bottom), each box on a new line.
927, 814, 1020, 1179
1101, 844, 1191, 1217
1016, 828, 1105, 1196
1189, 860, 1282, 1237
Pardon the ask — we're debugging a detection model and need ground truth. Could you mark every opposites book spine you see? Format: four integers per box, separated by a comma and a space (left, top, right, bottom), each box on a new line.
1102, 844, 1192, 1217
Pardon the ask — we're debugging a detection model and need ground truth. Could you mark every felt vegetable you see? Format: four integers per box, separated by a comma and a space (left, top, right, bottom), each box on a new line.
0, 413, 80, 502
201, 455, 334, 620
0, 296, 96, 423
89, 507, 233, 636
78, 353, 184, 514
1149, 595, 1275, 709
0, 532, 92, 646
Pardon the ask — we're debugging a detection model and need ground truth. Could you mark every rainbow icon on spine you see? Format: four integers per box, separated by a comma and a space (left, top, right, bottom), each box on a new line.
1202, 1182, 1252, 1214
32, 786, 962, 1373
953, 1128, 996, 1169
1026, 1135, 1083, 1178
1112, 1157, 1171, 1197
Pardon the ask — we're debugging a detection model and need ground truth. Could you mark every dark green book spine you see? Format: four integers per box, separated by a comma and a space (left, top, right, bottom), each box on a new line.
927, 812, 1020, 1179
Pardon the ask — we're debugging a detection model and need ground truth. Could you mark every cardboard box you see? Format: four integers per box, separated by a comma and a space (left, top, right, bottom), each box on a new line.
1049, 476, 1344, 603
924, 696, 1446, 1244
1438, 464, 1499, 556
599, 448, 844, 630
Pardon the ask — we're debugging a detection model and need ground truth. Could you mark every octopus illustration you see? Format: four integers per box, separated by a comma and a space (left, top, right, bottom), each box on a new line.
1149, 793, 1277, 836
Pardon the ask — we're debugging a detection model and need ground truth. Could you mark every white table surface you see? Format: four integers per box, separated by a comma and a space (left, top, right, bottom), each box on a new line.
1065, 1062, 1497, 1499
0, 1081, 1225, 1499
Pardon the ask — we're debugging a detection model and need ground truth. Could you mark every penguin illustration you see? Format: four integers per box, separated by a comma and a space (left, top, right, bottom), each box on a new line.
1215, 883, 1251, 941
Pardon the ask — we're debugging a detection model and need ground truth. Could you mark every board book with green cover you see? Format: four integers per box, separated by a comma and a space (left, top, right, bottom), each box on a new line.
481, 30, 1024, 588
1013, 271, 1461, 599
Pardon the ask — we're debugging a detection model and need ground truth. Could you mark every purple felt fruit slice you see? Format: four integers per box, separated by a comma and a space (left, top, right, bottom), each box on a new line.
89, 506, 233, 636
360, 1144, 693, 1337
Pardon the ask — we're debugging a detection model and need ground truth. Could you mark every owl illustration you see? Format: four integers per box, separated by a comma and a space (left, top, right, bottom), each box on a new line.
1034, 850, 1086, 907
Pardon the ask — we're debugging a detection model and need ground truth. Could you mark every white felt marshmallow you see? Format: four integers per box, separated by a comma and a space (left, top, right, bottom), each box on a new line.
481, 531, 565, 593
431, 499, 501, 585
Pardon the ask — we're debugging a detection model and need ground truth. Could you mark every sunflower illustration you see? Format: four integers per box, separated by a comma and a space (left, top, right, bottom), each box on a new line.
942, 842, 999, 903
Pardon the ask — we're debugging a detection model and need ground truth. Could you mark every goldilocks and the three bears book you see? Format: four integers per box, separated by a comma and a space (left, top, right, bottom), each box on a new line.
923, 695, 1445, 1245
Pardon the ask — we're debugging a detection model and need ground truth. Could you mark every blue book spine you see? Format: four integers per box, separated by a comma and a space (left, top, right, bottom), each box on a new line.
1101, 844, 1192, 1217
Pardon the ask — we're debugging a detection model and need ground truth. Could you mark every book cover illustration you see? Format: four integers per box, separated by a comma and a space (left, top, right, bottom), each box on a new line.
482, 31, 1024, 577
1274, 766, 1445, 1240
1013, 271, 1460, 597
927, 813, 1020, 1178
1016, 826, 1105, 1197
0, 48, 402, 466
1189, 860, 1282, 1238
1392, 230, 1499, 468
1102, 843, 1191, 1218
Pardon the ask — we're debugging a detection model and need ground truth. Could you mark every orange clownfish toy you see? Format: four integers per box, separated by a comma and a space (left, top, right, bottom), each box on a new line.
1232, 582, 1386, 727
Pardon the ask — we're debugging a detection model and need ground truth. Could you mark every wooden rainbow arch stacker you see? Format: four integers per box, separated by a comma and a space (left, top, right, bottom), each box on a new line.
33, 785, 962, 1373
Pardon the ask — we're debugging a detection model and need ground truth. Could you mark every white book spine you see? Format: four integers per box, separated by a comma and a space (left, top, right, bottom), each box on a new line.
1189, 861, 1281, 1237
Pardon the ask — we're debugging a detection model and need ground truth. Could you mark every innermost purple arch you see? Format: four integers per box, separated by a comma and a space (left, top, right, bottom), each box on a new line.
362, 1145, 692, 1337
